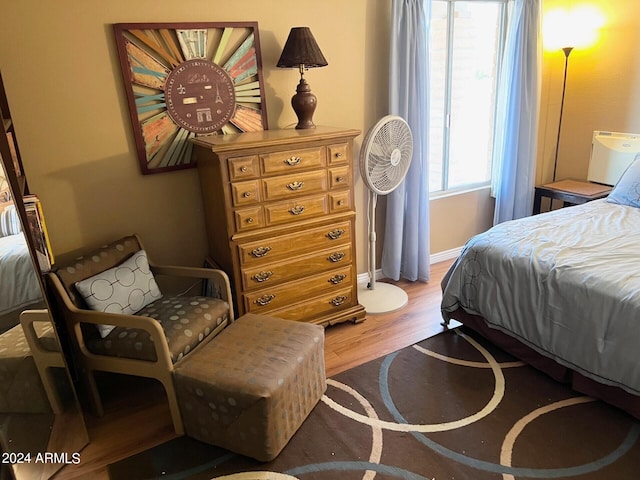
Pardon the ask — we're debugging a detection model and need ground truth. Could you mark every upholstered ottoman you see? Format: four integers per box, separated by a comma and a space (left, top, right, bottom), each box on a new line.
173, 313, 326, 461
0, 318, 64, 414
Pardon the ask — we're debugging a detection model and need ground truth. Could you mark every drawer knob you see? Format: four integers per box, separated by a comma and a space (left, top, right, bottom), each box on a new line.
287, 181, 304, 191
330, 295, 347, 306
284, 156, 301, 166
335, 152, 344, 159
328, 274, 346, 284
252, 271, 273, 283
289, 205, 305, 215
326, 229, 345, 240
251, 246, 272, 258
336, 176, 345, 182
337, 199, 345, 206
254, 294, 276, 306
243, 191, 252, 198
246, 217, 254, 224
328, 251, 346, 263
240, 166, 248, 173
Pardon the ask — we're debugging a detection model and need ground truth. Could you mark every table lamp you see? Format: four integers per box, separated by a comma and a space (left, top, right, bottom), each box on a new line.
277, 27, 328, 129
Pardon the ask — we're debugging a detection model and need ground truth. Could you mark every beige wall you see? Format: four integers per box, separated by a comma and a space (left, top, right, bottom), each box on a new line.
430, 188, 495, 254
0, 0, 386, 269
1, 0, 638, 277
538, 0, 640, 184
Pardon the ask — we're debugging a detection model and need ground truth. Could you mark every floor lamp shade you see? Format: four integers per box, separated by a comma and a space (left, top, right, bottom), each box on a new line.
277, 27, 328, 129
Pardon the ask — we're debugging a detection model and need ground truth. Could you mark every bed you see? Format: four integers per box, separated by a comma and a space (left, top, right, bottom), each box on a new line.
441, 162, 640, 420
0, 203, 43, 325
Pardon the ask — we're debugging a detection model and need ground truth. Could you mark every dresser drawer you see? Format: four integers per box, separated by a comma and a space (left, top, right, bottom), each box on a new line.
329, 190, 351, 213
262, 169, 327, 201
328, 142, 349, 165
228, 155, 260, 180
243, 266, 352, 314
263, 285, 355, 321
238, 220, 353, 266
241, 245, 353, 291
234, 206, 264, 232
329, 165, 351, 189
264, 194, 328, 226
260, 147, 325, 175
231, 180, 261, 206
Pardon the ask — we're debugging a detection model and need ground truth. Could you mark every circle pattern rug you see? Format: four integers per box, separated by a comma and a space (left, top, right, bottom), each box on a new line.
109, 328, 640, 479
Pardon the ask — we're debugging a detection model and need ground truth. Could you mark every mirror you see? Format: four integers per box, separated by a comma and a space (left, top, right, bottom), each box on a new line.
0, 70, 89, 480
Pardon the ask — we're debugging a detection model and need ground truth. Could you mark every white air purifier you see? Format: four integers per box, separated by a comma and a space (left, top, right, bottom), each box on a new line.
588, 131, 640, 186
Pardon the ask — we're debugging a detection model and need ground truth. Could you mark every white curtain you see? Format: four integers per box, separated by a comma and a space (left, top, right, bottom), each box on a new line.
381, 0, 431, 283
491, 0, 542, 224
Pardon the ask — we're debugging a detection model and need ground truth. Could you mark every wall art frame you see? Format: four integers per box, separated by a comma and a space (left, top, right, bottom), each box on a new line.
113, 22, 269, 175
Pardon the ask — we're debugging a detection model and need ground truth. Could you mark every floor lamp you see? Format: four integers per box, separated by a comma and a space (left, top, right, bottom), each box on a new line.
552, 46, 574, 181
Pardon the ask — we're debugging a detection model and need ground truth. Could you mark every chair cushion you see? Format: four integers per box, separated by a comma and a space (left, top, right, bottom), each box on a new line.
85, 295, 230, 363
54, 235, 142, 309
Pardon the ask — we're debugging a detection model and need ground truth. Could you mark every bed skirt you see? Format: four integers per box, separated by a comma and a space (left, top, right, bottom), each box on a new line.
447, 308, 640, 421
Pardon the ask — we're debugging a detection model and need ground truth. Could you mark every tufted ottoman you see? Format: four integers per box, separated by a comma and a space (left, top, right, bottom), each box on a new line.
173, 313, 326, 461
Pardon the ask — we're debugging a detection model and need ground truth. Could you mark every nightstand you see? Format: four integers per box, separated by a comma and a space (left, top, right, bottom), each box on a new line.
533, 179, 612, 214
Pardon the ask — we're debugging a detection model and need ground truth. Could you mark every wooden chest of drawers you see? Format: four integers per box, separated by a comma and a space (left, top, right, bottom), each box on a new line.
193, 127, 366, 327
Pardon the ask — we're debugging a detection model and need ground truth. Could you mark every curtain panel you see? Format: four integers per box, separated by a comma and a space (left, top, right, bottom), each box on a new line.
381, 0, 431, 283
491, 0, 542, 224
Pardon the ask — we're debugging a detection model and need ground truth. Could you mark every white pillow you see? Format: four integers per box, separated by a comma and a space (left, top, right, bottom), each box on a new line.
75, 249, 162, 337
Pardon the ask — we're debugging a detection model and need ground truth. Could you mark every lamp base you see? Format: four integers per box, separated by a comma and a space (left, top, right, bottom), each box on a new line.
292, 78, 317, 129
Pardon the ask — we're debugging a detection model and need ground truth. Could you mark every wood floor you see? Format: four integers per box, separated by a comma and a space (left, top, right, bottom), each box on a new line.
54, 259, 455, 480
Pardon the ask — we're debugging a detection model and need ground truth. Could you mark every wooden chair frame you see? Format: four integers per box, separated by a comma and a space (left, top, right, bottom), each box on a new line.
19, 309, 67, 414
46, 235, 234, 435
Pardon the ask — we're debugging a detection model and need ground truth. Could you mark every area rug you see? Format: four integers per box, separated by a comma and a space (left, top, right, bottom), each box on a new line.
109, 328, 640, 479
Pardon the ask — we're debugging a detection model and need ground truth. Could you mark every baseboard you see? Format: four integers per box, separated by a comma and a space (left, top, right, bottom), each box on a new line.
430, 246, 463, 265
357, 246, 462, 284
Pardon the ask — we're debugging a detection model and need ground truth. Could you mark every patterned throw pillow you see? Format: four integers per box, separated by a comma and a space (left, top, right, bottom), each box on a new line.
75, 249, 162, 337
607, 155, 640, 207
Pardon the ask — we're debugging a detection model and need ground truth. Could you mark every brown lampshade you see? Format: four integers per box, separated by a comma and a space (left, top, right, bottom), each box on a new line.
277, 27, 328, 69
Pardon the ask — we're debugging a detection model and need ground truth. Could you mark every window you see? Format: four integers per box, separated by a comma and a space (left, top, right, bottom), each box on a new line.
429, 0, 507, 194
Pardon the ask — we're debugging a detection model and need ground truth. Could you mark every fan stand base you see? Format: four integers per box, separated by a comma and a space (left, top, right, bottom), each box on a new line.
357, 281, 409, 315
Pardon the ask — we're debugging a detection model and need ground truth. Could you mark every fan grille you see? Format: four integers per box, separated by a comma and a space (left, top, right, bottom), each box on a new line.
360, 116, 413, 195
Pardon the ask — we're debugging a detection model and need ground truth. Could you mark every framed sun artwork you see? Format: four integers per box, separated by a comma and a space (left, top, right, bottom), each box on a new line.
113, 22, 269, 175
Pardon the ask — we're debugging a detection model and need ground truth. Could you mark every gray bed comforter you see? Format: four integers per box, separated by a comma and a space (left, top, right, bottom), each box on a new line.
441, 199, 640, 395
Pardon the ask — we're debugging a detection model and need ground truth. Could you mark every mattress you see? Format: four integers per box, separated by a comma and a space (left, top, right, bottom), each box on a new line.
441, 199, 640, 396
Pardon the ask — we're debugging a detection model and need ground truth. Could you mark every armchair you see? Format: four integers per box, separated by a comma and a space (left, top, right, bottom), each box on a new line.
45, 234, 234, 434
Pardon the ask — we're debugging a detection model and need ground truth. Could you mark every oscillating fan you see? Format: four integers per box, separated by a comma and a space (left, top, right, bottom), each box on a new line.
358, 115, 413, 314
